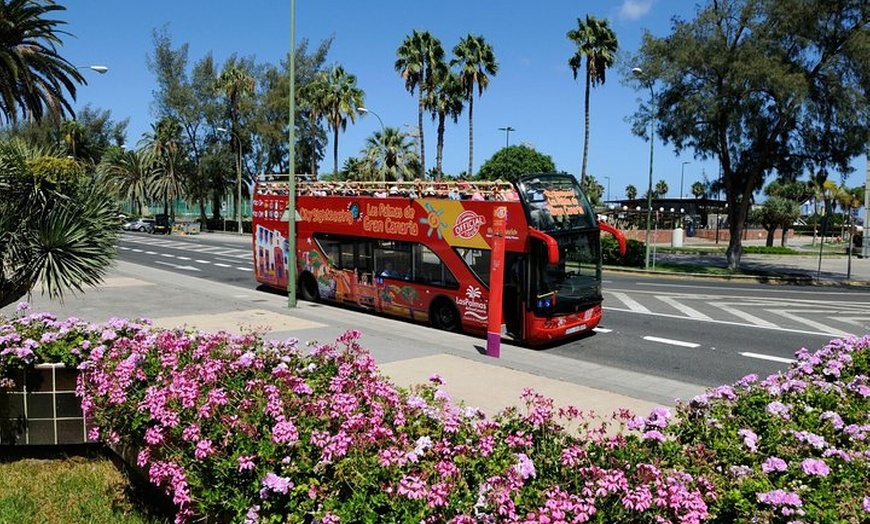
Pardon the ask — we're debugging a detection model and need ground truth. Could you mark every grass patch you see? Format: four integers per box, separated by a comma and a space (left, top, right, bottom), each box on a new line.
0, 454, 170, 524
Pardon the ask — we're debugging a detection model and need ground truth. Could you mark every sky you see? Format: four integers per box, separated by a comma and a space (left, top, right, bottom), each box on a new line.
60, 0, 867, 202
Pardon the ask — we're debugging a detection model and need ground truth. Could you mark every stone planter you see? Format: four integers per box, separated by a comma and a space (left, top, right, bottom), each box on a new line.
0, 363, 92, 445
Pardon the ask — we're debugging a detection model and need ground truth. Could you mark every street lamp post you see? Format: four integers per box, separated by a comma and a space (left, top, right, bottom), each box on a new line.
217, 127, 243, 235
358, 106, 385, 132
680, 161, 690, 199
603, 176, 611, 203
633, 67, 655, 270
498, 126, 515, 148
288, 0, 297, 308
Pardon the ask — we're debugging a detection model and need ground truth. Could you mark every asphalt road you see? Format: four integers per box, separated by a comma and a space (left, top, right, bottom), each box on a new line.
117, 231, 870, 389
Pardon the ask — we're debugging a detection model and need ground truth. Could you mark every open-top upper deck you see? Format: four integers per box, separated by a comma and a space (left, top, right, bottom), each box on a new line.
255, 175, 520, 202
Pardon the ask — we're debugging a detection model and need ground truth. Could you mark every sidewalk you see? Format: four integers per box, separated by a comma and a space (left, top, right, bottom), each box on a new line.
3, 259, 701, 425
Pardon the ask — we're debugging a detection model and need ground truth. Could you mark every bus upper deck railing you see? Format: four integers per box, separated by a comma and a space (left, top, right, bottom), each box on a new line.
255, 175, 520, 202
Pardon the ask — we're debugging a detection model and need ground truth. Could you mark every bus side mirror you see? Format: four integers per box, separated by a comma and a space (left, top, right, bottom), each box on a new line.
598, 221, 627, 256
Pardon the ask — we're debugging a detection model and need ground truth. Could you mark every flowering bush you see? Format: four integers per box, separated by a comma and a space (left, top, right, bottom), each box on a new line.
655, 335, 870, 523
2, 304, 868, 523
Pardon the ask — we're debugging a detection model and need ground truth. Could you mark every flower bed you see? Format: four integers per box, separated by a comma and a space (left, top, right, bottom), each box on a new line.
1, 304, 868, 523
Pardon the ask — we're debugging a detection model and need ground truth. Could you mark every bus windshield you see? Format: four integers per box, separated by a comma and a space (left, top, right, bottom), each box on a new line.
532, 230, 601, 315
516, 175, 597, 232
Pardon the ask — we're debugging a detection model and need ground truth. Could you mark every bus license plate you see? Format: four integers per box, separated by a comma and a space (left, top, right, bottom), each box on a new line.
565, 325, 586, 335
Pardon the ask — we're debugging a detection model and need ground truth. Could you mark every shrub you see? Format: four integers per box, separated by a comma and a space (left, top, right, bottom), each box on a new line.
3, 307, 869, 523
602, 237, 645, 268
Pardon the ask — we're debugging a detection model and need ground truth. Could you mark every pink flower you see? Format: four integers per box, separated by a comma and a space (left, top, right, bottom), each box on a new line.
237, 455, 255, 471
800, 458, 830, 476
762, 457, 788, 473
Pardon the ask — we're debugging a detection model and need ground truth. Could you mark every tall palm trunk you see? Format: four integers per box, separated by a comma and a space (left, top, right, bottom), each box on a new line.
581, 68, 592, 186
467, 96, 474, 177
333, 128, 339, 178
417, 92, 426, 178
436, 113, 446, 176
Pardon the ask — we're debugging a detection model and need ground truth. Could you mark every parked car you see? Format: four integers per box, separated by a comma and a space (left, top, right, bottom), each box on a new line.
122, 218, 155, 233
153, 214, 172, 235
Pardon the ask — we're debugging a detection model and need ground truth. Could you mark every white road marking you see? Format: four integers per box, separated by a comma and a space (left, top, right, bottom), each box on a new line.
708, 302, 780, 328
237, 267, 253, 272
740, 352, 796, 364
609, 292, 650, 313
214, 263, 231, 268
177, 256, 191, 261
195, 259, 211, 264
593, 327, 612, 333
153, 261, 201, 272
643, 336, 700, 348
766, 309, 852, 337
657, 296, 712, 320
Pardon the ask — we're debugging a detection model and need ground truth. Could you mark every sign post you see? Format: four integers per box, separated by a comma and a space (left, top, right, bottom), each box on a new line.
486, 206, 507, 358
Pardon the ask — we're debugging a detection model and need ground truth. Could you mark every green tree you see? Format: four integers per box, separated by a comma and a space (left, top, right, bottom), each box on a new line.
451, 34, 498, 178
690, 181, 706, 199
142, 118, 187, 220
654, 179, 669, 198
476, 145, 555, 183
750, 196, 800, 247
429, 69, 464, 178
395, 30, 446, 179
317, 65, 364, 178
98, 148, 155, 217
625, 184, 637, 200
581, 174, 605, 206
632, 0, 869, 270
0, 0, 85, 125
360, 127, 417, 182
0, 138, 118, 308
288, 38, 333, 176
567, 15, 618, 186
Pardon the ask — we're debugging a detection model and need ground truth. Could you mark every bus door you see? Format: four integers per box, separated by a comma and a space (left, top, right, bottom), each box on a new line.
502, 252, 525, 339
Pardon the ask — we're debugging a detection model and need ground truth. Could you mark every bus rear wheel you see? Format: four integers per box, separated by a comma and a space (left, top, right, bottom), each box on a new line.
430, 298, 460, 333
299, 273, 319, 302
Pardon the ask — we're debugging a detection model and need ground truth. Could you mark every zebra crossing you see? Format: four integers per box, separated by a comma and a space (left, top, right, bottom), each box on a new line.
119, 235, 253, 272
604, 287, 870, 337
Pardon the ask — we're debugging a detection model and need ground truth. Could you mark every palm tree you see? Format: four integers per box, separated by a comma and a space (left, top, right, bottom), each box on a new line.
0, 138, 118, 307
216, 62, 255, 219
625, 184, 637, 200
567, 15, 618, 187
362, 127, 418, 182
451, 34, 498, 179
429, 70, 464, 178
142, 118, 186, 220
319, 65, 364, 178
395, 30, 446, 179
99, 148, 155, 216
0, 0, 85, 125
654, 179, 669, 198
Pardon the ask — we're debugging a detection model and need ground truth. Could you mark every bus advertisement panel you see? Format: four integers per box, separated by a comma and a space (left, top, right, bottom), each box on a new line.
252, 175, 624, 345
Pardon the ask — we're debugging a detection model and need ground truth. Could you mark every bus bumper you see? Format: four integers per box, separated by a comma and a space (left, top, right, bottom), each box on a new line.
526, 305, 602, 345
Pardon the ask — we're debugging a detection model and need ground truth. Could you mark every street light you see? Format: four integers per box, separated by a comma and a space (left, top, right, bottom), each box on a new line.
358, 106, 385, 132
216, 127, 243, 235
680, 161, 690, 199
603, 175, 611, 203
498, 126, 515, 148
79, 65, 108, 74
633, 67, 655, 269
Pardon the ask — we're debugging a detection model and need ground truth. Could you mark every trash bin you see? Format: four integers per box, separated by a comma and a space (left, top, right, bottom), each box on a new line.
687, 222, 695, 238
671, 227, 684, 248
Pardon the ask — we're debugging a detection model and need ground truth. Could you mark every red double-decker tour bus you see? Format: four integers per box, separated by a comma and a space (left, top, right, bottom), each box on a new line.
252, 173, 625, 345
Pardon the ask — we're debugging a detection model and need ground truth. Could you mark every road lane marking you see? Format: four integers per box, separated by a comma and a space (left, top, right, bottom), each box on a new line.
237, 267, 253, 272
593, 327, 612, 333
605, 306, 843, 338
195, 259, 211, 264
656, 296, 712, 320
740, 352, 796, 364
153, 261, 201, 272
766, 309, 852, 337
708, 302, 779, 327
214, 263, 231, 268
177, 256, 191, 261
609, 292, 650, 313
643, 336, 700, 348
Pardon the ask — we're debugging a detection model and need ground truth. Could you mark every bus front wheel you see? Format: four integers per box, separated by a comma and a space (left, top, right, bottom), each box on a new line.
430, 298, 460, 333
299, 273, 319, 302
